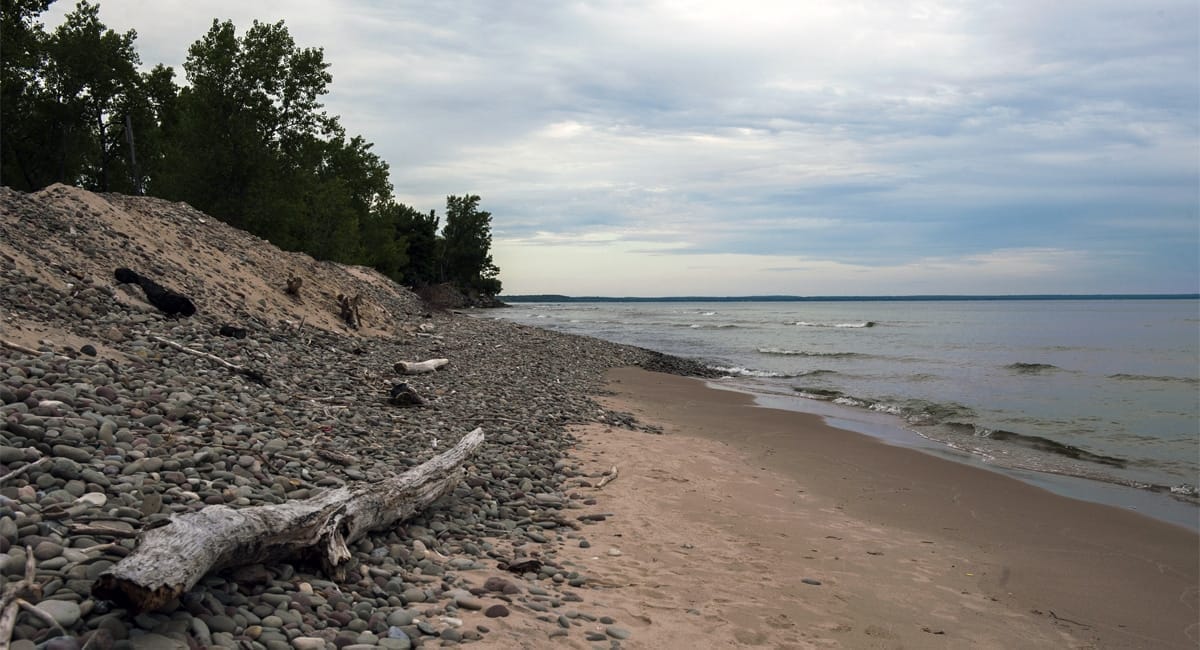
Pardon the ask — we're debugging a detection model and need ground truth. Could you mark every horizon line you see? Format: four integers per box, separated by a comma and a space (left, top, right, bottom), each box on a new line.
499, 293, 1200, 302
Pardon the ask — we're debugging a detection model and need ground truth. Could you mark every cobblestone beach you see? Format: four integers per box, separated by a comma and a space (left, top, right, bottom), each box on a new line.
0, 184, 712, 649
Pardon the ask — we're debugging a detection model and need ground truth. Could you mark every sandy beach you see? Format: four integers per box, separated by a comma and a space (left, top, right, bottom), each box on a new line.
476, 367, 1199, 649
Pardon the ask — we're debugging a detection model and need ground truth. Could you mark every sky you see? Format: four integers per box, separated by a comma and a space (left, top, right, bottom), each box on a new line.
43, 0, 1200, 296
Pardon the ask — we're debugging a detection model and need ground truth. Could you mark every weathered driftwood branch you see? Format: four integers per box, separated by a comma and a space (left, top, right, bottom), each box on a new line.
337, 294, 362, 329
0, 340, 71, 362
93, 428, 484, 612
0, 458, 49, 485
0, 546, 41, 648
596, 465, 619, 489
147, 334, 268, 386
395, 358, 449, 375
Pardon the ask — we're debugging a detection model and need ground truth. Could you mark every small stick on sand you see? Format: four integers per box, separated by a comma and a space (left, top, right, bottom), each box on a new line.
596, 465, 619, 489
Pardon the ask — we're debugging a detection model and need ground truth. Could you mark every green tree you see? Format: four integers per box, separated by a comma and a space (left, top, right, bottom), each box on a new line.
394, 205, 439, 286
161, 18, 335, 229
442, 194, 501, 294
1, 0, 56, 189
42, 0, 141, 191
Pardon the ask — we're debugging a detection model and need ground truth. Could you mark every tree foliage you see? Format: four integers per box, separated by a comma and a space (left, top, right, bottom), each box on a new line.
443, 194, 501, 294
0, 2, 501, 295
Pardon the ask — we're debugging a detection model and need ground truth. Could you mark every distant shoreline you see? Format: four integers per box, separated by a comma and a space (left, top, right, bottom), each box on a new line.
501, 293, 1200, 303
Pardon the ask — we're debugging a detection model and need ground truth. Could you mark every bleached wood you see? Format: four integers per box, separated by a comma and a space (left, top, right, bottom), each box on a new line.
395, 358, 449, 374
93, 428, 484, 612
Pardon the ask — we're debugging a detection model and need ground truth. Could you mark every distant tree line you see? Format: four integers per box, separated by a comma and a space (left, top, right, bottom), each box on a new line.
1, 0, 500, 295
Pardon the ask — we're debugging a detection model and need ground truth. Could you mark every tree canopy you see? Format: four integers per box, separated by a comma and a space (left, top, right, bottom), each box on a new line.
0, 0, 501, 296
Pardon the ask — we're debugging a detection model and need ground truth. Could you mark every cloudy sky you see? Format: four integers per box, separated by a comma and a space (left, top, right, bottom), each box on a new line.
45, 0, 1199, 296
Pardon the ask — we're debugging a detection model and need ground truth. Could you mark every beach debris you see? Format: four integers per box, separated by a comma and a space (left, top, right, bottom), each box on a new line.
217, 324, 248, 338
801, 578, 822, 586
922, 627, 946, 635
114, 267, 196, 317
146, 333, 268, 385
0, 548, 69, 646
595, 465, 619, 489
92, 428, 484, 612
500, 558, 543, 574
395, 358, 450, 374
337, 293, 362, 329
388, 382, 426, 407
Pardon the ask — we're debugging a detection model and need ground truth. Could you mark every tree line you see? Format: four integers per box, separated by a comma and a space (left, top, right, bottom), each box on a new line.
1, 0, 501, 295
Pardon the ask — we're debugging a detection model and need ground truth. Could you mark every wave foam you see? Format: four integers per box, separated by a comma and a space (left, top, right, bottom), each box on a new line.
757, 348, 864, 358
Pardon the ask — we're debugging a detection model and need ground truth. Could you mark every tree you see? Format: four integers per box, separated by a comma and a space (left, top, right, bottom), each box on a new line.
442, 194, 501, 295
1, 0, 56, 189
160, 18, 335, 229
394, 205, 439, 286
42, 0, 141, 191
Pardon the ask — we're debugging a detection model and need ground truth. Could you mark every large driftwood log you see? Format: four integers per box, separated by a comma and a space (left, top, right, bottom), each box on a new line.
395, 358, 449, 375
93, 428, 484, 612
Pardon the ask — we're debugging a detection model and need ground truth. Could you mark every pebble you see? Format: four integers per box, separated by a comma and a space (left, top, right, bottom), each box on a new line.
37, 600, 81, 627
802, 578, 823, 586
606, 625, 632, 639
484, 604, 510, 618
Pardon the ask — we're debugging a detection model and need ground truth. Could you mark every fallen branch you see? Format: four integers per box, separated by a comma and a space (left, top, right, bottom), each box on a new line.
0, 546, 40, 648
93, 428, 484, 612
596, 465, 619, 489
0, 458, 49, 485
395, 358, 449, 375
146, 334, 268, 386
0, 340, 70, 362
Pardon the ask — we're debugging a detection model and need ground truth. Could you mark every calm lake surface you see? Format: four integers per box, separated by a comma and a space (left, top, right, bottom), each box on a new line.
487, 299, 1200, 526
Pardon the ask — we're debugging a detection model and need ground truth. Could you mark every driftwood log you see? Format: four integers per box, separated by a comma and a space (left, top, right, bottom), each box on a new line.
337, 294, 362, 329
395, 358, 449, 375
93, 428, 484, 612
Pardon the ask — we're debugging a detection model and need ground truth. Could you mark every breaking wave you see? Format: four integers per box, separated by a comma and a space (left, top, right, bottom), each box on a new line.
757, 348, 866, 358
710, 365, 799, 379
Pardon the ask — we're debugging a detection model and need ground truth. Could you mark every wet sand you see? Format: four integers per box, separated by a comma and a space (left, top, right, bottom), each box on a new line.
475, 367, 1198, 648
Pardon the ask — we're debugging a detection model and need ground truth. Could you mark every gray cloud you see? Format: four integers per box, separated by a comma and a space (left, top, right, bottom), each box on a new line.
43, 0, 1199, 294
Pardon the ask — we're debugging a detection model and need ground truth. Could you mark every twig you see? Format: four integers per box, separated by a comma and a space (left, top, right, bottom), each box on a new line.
0, 458, 50, 485
0, 340, 42, 357
16, 599, 67, 637
0, 340, 70, 362
146, 334, 268, 386
0, 547, 40, 648
596, 466, 619, 489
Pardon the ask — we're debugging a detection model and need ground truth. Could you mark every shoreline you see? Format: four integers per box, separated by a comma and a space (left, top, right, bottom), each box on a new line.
567, 367, 1200, 649
709, 378, 1200, 531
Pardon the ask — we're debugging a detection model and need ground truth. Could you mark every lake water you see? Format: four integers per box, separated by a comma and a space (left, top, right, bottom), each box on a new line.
486, 299, 1199, 526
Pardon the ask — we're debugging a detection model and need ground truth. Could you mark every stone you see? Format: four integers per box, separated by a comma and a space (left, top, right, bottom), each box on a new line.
484, 604, 509, 618
38, 600, 81, 627
606, 626, 632, 639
